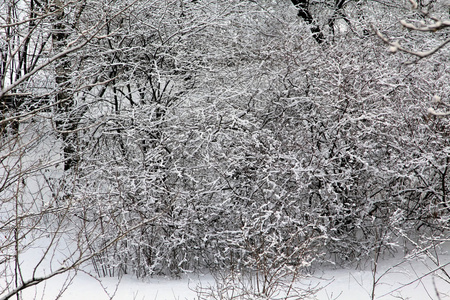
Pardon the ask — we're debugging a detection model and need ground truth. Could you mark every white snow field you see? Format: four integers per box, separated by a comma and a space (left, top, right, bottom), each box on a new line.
16, 252, 450, 300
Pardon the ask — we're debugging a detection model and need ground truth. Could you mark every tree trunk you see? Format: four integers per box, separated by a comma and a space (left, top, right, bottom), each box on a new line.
51, 0, 78, 171
291, 0, 326, 44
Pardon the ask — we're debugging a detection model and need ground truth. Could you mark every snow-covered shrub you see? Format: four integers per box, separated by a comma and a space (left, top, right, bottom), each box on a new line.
62, 0, 450, 278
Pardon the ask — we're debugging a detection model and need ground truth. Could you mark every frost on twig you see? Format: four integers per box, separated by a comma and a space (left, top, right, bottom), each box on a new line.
427, 107, 450, 117
375, 0, 450, 60
427, 96, 450, 117
408, 0, 418, 10
376, 29, 450, 60
400, 18, 450, 32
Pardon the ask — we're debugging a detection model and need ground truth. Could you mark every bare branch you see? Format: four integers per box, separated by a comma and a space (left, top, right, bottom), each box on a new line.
400, 19, 450, 32
0, 216, 159, 300
375, 28, 450, 60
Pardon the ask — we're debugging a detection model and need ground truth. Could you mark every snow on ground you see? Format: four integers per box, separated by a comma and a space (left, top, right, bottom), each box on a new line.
18, 253, 450, 300
22, 272, 201, 300
310, 256, 450, 300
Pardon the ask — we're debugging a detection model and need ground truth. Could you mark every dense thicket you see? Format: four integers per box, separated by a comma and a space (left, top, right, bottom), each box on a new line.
1, 0, 449, 297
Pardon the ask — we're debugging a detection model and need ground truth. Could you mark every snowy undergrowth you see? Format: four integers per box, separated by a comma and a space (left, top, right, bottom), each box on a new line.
3, 120, 450, 300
